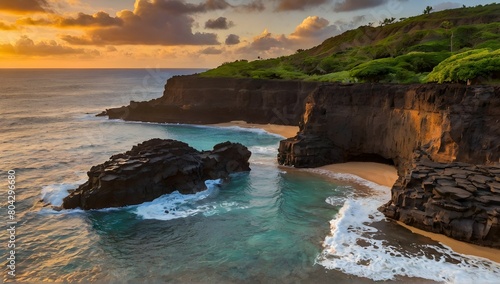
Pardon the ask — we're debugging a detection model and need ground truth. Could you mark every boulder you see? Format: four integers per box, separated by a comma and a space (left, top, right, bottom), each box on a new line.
60, 139, 251, 210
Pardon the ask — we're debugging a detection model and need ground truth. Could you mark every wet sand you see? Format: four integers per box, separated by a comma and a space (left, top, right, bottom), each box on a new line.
211, 120, 298, 138
397, 221, 500, 263
318, 162, 398, 187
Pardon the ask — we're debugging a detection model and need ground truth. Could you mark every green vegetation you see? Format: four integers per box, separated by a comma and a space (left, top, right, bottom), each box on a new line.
202, 3, 500, 84
427, 49, 500, 83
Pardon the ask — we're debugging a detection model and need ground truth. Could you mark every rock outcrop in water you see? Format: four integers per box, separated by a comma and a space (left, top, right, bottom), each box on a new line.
61, 139, 251, 210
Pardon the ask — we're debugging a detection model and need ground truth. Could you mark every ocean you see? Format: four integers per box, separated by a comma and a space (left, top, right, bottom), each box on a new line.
0, 69, 499, 283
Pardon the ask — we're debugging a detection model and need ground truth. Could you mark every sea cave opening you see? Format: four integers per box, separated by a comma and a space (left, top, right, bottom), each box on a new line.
346, 153, 395, 166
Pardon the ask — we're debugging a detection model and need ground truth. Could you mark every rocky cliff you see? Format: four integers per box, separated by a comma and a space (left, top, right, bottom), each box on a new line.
278, 83, 500, 247
104, 75, 320, 125
278, 83, 499, 170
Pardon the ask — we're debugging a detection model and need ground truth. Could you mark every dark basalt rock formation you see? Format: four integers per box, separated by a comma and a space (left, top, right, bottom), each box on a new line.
103, 75, 319, 125
278, 84, 499, 171
380, 151, 500, 248
61, 139, 251, 210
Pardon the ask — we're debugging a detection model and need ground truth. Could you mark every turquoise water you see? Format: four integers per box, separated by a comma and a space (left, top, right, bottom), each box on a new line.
1, 69, 499, 283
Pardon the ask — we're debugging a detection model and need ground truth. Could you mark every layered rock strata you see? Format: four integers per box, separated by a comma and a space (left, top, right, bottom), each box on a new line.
61, 139, 251, 210
103, 75, 320, 125
381, 151, 500, 248
278, 84, 499, 171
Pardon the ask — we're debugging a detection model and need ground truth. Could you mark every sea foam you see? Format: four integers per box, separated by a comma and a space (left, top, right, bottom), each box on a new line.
41, 180, 85, 206
308, 169, 500, 283
134, 179, 248, 221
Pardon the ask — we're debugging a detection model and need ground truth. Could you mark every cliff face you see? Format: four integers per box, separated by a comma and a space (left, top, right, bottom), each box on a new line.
105, 75, 320, 125
278, 83, 500, 247
278, 84, 499, 170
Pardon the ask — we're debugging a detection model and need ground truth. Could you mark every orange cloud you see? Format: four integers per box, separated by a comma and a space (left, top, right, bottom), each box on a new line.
239, 16, 340, 52
235, 16, 343, 58
17, 11, 123, 28
290, 16, 339, 38
0, 36, 99, 57
200, 46, 224, 55
59, 0, 224, 45
247, 29, 290, 51
0, 0, 52, 14
291, 16, 330, 37
0, 21, 16, 30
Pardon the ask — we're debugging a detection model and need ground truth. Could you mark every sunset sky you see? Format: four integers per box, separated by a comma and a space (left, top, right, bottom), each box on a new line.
0, 0, 496, 68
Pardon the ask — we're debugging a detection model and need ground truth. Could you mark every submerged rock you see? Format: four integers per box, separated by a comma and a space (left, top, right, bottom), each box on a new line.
61, 139, 251, 210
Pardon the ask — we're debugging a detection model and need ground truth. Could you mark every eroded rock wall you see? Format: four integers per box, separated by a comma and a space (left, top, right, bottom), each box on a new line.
105, 75, 320, 125
278, 84, 500, 171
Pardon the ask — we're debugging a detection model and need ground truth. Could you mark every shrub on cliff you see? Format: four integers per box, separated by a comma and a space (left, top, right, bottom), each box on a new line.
427, 49, 500, 83
350, 58, 399, 82
396, 52, 451, 73
349, 57, 423, 83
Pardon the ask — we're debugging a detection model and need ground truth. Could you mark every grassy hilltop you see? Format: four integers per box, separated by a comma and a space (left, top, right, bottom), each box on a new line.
202, 3, 500, 84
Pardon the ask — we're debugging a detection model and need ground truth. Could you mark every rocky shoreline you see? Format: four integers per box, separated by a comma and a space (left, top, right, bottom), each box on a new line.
102, 75, 500, 247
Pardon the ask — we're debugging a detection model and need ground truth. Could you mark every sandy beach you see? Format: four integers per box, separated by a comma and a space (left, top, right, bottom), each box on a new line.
318, 162, 398, 187
211, 121, 299, 138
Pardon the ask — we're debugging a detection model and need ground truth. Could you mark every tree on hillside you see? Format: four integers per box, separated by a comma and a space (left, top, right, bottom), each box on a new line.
423, 6, 433, 14
379, 17, 396, 26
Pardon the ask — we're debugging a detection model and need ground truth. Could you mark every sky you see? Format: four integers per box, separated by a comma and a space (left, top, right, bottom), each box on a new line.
0, 0, 496, 68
